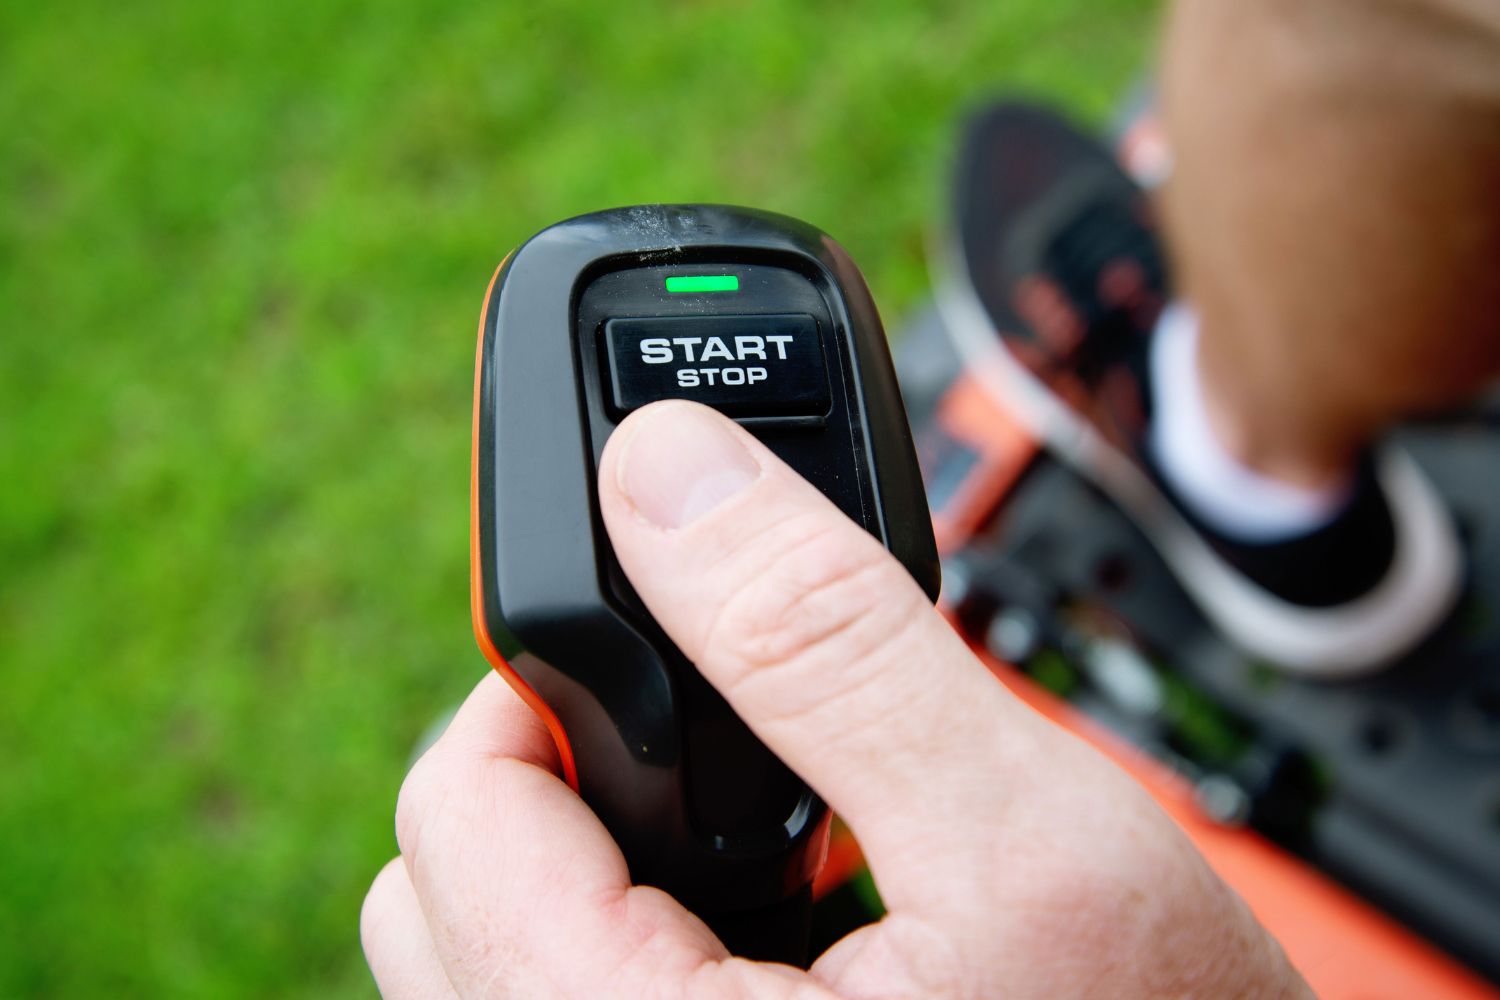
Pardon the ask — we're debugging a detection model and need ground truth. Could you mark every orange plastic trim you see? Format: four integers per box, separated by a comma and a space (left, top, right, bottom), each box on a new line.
470, 253, 581, 791
928, 373, 1038, 554
812, 820, 865, 901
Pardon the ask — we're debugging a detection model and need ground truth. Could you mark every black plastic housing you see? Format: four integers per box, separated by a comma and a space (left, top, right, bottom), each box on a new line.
473, 206, 938, 957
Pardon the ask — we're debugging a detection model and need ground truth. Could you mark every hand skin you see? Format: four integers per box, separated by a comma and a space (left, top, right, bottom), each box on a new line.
362, 400, 1314, 1000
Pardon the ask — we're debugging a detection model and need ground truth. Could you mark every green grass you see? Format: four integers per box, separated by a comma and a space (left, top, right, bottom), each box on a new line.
0, 1, 1155, 994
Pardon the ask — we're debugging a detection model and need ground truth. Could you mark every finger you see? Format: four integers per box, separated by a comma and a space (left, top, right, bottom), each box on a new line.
597, 401, 1054, 889
396, 664, 823, 997
397, 672, 619, 994
361, 857, 458, 999
428, 670, 562, 774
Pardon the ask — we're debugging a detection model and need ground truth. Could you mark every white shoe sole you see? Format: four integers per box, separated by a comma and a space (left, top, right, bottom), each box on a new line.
934, 238, 1464, 678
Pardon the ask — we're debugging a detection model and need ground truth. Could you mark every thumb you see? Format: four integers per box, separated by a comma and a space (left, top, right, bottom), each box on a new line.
598, 401, 1046, 892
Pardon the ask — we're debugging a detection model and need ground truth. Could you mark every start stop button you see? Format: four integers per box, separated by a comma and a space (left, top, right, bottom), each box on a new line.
602, 313, 831, 418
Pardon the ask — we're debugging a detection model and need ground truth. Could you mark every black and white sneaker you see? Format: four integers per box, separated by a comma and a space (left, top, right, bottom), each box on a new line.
935, 101, 1463, 677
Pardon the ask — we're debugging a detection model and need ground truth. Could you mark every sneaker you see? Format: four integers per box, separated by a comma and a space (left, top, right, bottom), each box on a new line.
935, 100, 1463, 677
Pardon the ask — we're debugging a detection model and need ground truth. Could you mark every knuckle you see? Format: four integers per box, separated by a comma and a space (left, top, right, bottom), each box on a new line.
393, 754, 442, 860
606, 888, 715, 999
394, 750, 533, 861
394, 751, 483, 864
704, 512, 926, 702
359, 858, 406, 954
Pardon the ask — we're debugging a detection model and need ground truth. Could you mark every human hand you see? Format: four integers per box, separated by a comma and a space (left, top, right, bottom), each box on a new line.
362, 400, 1312, 999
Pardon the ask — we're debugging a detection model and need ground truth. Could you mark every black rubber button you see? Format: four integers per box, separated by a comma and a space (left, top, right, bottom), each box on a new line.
603, 314, 830, 418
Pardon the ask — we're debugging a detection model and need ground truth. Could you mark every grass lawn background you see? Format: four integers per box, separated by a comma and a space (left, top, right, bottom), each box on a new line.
1, 2, 1155, 994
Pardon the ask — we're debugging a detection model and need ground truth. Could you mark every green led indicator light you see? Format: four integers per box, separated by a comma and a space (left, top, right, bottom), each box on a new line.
666, 274, 739, 294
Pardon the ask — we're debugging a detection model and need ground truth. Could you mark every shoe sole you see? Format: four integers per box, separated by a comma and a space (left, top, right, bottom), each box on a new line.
934, 233, 1464, 677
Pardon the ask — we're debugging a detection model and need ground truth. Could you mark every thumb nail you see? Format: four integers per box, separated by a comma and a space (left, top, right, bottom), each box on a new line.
615, 404, 761, 529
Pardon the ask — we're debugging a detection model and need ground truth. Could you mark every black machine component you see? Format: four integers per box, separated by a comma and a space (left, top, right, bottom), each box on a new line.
473, 205, 939, 964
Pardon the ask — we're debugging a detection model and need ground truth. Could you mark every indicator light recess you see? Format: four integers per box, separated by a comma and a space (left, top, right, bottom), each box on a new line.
666, 274, 739, 294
